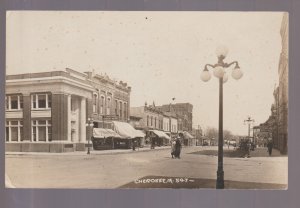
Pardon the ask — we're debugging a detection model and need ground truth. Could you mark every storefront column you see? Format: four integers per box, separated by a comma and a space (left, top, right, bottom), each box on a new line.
67, 94, 71, 142
52, 94, 68, 141
80, 97, 86, 142
22, 93, 31, 141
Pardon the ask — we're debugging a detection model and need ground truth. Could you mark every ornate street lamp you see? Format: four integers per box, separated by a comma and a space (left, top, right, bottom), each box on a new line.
244, 116, 255, 142
200, 46, 243, 189
86, 118, 94, 154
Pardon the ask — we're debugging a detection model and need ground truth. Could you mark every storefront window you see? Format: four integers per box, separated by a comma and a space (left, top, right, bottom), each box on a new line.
32, 120, 52, 142
5, 120, 23, 142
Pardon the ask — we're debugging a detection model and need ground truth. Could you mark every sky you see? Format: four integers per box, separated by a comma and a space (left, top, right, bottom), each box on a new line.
6, 11, 284, 135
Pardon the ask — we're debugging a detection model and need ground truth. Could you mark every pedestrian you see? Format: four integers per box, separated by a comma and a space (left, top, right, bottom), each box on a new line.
171, 140, 176, 158
267, 139, 273, 156
132, 139, 136, 151
174, 138, 182, 159
151, 138, 155, 149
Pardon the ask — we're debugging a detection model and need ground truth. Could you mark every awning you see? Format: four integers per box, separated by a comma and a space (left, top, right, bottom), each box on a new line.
135, 129, 146, 138
112, 121, 145, 139
93, 128, 122, 139
149, 130, 171, 140
183, 131, 194, 139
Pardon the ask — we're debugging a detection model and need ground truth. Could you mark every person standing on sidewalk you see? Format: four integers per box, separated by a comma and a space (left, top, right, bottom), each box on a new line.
174, 138, 182, 159
267, 139, 273, 156
171, 139, 176, 158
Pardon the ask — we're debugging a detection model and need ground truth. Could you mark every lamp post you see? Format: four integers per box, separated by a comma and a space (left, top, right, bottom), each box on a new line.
86, 118, 94, 154
200, 46, 243, 189
244, 116, 255, 142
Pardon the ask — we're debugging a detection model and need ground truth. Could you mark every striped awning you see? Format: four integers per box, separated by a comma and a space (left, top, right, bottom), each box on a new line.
149, 130, 171, 140
112, 121, 145, 139
93, 128, 122, 139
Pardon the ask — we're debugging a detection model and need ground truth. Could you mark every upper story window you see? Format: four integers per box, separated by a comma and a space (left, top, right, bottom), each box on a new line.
6, 95, 23, 110
93, 93, 98, 113
154, 117, 157, 128
31, 94, 51, 109
147, 115, 149, 126
123, 103, 127, 120
115, 100, 118, 116
100, 96, 105, 114
107, 97, 111, 115
151, 116, 153, 126
119, 102, 123, 119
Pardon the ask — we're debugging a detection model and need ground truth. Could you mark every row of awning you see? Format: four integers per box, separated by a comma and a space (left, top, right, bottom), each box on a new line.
92, 121, 194, 140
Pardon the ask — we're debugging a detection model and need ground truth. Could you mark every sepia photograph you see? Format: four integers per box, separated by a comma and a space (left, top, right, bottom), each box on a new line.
5, 11, 288, 189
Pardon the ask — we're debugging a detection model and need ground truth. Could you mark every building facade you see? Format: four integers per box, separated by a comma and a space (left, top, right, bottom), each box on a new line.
5, 68, 131, 152
130, 104, 176, 133
277, 13, 288, 154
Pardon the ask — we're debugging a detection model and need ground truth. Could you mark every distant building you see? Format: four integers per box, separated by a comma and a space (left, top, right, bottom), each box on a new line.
130, 104, 172, 146
5, 68, 131, 152
157, 103, 193, 132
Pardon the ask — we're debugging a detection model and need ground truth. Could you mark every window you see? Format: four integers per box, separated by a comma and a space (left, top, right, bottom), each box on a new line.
115, 100, 118, 116
123, 103, 127, 120
151, 116, 153, 126
119, 102, 123, 119
100, 96, 105, 114
6, 95, 23, 110
31, 94, 51, 109
147, 115, 149, 126
32, 120, 52, 142
155, 118, 157, 128
107, 98, 111, 115
93, 93, 98, 113
6, 120, 23, 142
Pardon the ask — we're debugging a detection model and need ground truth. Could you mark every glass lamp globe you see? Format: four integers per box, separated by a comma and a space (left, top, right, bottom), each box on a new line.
200, 70, 211, 82
223, 73, 228, 83
213, 66, 225, 78
232, 67, 243, 80
216, 46, 229, 58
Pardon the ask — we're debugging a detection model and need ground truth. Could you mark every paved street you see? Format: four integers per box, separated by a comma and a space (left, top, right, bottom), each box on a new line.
5, 146, 287, 189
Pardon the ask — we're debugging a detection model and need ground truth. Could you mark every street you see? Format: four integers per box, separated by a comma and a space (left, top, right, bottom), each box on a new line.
5, 146, 287, 189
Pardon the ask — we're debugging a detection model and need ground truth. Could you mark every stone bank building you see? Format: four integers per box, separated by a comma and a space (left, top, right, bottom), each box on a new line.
5, 68, 131, 152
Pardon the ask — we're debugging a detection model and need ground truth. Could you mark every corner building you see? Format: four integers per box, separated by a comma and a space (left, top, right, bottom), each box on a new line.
5, 68, 131, 152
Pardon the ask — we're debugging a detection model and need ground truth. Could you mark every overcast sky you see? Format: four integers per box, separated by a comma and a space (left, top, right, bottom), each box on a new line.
6, 11, 284, 135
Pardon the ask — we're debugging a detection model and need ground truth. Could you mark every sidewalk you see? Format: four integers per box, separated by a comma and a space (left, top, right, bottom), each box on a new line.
5, 145, 171, 156
248, 147, 284, 157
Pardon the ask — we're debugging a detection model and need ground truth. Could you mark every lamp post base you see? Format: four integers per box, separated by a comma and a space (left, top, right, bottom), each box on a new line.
216, 170, 224, 189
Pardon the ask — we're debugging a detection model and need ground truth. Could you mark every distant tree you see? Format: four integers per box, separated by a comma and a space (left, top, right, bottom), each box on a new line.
205, 127, 218, 139
205, 127, 234, 140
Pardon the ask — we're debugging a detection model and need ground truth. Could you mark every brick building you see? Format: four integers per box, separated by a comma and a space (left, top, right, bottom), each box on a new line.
5, 68, 131, 152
